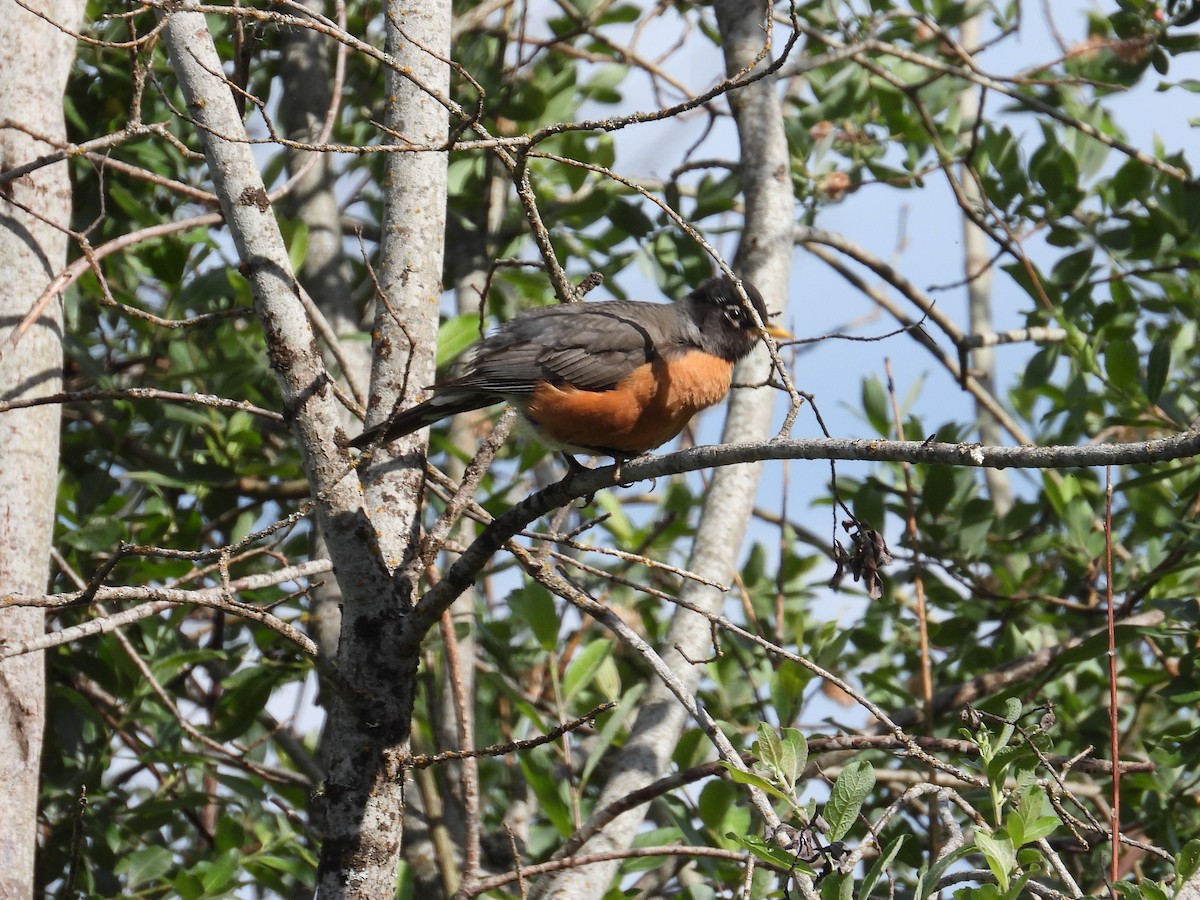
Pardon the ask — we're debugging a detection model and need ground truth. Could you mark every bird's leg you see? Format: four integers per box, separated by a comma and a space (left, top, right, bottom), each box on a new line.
562, 453, 591, 476
561, 453, 598, 505
615, 455, 636, 485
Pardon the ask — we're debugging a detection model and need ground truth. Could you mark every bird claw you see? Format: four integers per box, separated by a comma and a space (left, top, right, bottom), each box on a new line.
560, 453, 637, 496
563, 454, 590, 476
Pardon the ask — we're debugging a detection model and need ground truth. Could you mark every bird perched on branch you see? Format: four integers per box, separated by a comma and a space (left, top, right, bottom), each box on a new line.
344, 275, 790, 465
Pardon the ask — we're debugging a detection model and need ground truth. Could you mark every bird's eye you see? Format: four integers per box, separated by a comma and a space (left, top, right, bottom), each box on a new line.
727, 306, 742, 319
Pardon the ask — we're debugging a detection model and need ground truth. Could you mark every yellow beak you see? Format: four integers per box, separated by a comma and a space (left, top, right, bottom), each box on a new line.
763, 322, 792, 340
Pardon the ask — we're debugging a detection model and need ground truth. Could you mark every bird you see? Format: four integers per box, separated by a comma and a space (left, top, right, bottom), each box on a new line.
344, 275, 791, 466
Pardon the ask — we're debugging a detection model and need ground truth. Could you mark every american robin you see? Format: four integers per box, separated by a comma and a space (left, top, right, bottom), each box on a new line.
346, 275, 790, 462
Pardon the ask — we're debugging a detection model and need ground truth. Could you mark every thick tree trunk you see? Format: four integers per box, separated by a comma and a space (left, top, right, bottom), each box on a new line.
0, 1, 84, 895
315, 0, 451, 895
157, 4, 413, 894
958, 12, 1012, 514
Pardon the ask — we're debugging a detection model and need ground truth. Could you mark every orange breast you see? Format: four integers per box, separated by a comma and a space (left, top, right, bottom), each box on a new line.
524, 352, 734, 455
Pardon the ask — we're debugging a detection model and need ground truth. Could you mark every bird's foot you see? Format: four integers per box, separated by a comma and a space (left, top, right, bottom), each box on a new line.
562, 454, 591, 476
562, 454, 598, 505
615, 456, 643, 487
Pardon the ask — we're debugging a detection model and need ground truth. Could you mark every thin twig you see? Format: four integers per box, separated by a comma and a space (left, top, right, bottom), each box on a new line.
885, 357, 939, 856
1105, 466, 1121, 894
0, 387, 283, 422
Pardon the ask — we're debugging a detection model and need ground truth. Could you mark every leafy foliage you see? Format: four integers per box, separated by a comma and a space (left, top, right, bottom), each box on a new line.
20, 0, 1200, 897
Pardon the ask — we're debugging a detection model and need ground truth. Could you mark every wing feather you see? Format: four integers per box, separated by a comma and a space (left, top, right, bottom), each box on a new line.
436, 302, 679, 397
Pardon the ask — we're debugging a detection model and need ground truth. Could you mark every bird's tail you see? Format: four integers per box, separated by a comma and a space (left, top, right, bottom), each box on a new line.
342, 393, 495, 450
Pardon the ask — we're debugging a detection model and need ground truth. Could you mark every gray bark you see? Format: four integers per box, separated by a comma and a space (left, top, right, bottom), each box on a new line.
156, 4, 419, 896
316, 0, 452, 894
277, 0, 367, 671
0, 1, 84, 895
959, 13, 1012, 514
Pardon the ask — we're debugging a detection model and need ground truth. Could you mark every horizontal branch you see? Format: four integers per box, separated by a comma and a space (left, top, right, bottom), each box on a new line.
0, 387, 284, 421
402, 424, 1200, 649
0, 559, 332, 659
0, 120, 177, 186
401, 700, 617, 770
463, 845, 751, 897
673, 428, 1200, 470
0, 211, 225, 361
961, 326, 1068, 349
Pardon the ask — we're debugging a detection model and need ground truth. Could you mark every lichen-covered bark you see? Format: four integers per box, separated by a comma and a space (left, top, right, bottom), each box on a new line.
315, 0, 451, 895
0, 1, 84, 894
157, 3, 436, 896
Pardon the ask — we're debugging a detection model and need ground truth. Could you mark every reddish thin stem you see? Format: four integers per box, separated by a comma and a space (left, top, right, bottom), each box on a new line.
1105, 466, 1120, 894
885, 358, 938, 862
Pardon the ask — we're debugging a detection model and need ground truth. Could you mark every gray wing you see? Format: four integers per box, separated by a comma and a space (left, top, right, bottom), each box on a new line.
437, 301, 678, 396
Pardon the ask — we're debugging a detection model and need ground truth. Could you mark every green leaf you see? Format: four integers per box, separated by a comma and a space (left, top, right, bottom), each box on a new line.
988, 696, 1017, 753
1051, 248, 1094, 286
436, 314, 484, 369
753, 724, 806, 795
562, 638, 615, 702
820, 870, 854, 900
596, 4, 640, 24
581, 63, 629, 103
757, 722, 782, 767
771, 665, 810, 725
862, 376, 892, 437
61, 518, 126, 552
1041, 470, 1074, 517
1000, 698, 1023, 740
974, 830, 1016, 892
607, 198, 653, 237
593, 654, 621, 702
1163, 650, 1200, 698
1177, 838, 1200, 882
509, 585, 560, 652
824, 760, 875, 841
199, 849, 242, 893
174, 871, 206, 900
859, 834, 907, 898
718, 761, 793, 803
580, 682, 644, 786
698, 779, 750, 842
986, 743, 1038, 789
213, 666, 278, 741
1011, 789, 1059, 845
286, 221, 308, 274
116, 846, 174, 888
519, 750, 573, 837
230, 508, 257, 545
595, 489, 636, 545
1063, 496, 1095, 550
964, 885, 1004, 899
1145, 337, 1171, 402
915, 845, 974, 899
726, 832, 817, 874
1105, 337, 1141, 387
921, 465, 956, 517
692, 172, 742, 221
779, 728, 809, 788
447, 155, 484, 196
1021, 812, 1061, 846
